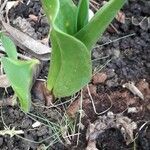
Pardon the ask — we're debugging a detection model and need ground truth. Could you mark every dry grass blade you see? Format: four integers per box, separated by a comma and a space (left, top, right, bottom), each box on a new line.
0, 127, 24, 137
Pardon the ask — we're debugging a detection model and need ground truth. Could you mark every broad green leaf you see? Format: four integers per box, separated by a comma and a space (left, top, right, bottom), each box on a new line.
47, 27, 92, 97
1, 58, 39, 112
50, 29, 92, 97
42, 0, 125, 98
54, 0, 77, 34
75, 0, 126, 50
1, 34, 17, 59
42, 0, 59, 23
42, 0, 92, 97
77, 0, 89, 31
47, 29, 61, 91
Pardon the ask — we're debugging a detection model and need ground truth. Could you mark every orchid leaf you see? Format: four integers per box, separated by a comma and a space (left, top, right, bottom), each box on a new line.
75, 0, 126, 50
1, 57, 39, 112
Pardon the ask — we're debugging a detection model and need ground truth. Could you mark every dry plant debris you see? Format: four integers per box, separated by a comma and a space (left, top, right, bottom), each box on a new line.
0, 95, 17, 106
66, 98, 80, 118
115, 11, 126, 24
123, 82, 144, 100
132, 16, 150, 30
5, 1, 19, 22
32, 79, 54, 106
2, 21, 51, 61
13, 16, 37, 39
0, 127, 24, 137
86, 112, 137, 149
0, 74, 11, 90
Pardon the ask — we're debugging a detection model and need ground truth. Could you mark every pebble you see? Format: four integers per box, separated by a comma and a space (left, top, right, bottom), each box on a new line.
112, 49, 120, 59
106, 69, 116, 79
93, 72, 107, 84
22, 118, 32, 128
147, 104, 150, 111
127, 107, 138, 113
106, 78, 118, 87
37, 126, 49, 136
0, 137, 3, 146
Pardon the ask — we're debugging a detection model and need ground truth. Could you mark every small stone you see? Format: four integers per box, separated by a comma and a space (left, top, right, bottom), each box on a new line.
40, 17, 49, 25
147, 104, 150, 111
92, 73, 107, 84
106, 69, 116, 79
106, 78, 118, 87
145, 63, 150, 68
22, 118, 32, 128
37, 126, 48, 136
127, 107, 138, 113
92, 51, 99, 59
0, 137, 3, 146
112, 49, 120, 59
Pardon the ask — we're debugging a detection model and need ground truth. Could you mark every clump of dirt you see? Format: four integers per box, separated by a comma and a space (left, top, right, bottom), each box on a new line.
96, 128, 128, 150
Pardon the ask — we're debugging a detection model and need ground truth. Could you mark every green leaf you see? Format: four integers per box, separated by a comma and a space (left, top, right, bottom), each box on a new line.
42, 0, 77, 35
42, 0, 125, 98
77, 0, 89, 31
55, 0, 77, 34
1, 58, 39, 112
1, 34, 17, 59
47, 29, 61, 91
48, 29, 92, 97
75, 0, 126, 50
42, 0, 59, 23
42, 0, 92, 97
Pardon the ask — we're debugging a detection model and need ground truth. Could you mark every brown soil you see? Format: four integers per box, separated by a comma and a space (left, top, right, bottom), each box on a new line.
0, 0, 149, 150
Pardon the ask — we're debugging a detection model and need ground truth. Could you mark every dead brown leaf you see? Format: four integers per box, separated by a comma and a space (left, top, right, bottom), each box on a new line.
66, 98, 80, 118
32, 80, 54, 106
136, 80, 150, 100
